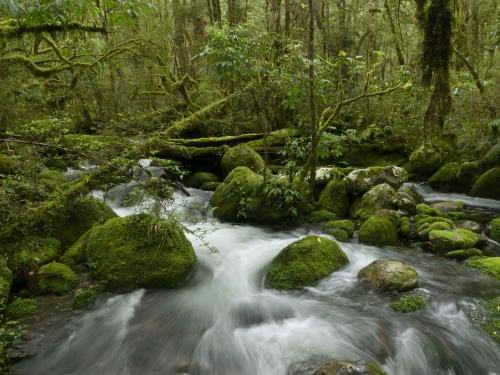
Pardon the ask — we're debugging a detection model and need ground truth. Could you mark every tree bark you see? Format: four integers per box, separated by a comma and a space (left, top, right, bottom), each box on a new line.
308, 0, 317, 190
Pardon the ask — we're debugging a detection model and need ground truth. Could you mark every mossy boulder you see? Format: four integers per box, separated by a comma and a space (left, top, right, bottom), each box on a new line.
353, 183, 397, 220
323, 220, 355, 237
466, 257, 500, 280
409, 144, 442, 178
346, 166, 407, 194
212, 167, 263, 221
395, 192, 417, 214
74, 288, 97, 309
428, 163, 459, 191
313, 361, 389, 375
307, 210, 337, 223
185, 172, 219, 189
200, 181, 221, 191
38, 262, 79, 295
416, 203, 444, 217
417, 221, 452, 240
399, 217, 411, 238
391, 295, 425, 313
265, 236, 349, 290
429, 229, 478, 253
456, 161, 482, 192
318, 177, 349, 217
65, 214, 195, 289
8, 237, 61, 276
482, 144, 500, 169
7, 298, 39, 319
220, 144, 265, 176
358, 260, 418, 292
415, 215, 453, 228
54, 197, 117, 249
471, 168, 500, 199
359, 216, 398, 246
446, 248, 482, 259
0, 260, 12, 307
491, 218, 500, 242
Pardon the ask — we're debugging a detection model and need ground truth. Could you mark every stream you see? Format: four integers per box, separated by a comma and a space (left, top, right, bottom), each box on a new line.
10, 181, 500, 375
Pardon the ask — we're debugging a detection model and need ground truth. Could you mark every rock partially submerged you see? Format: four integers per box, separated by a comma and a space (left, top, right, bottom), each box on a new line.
358, 260, 418, 292
346, 166, 407, 194
313, 360, 389, 375
359, 216, 398, 246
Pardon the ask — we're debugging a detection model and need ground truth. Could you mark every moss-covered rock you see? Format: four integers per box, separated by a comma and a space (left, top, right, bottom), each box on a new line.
185, 172, 219, 189
409, 144, 442, 178
428, 163, 459, 191
446, 248, 482, 259
66, 214, 195, 289
491, 218, 500, 242
74, 288, 97, 309
313, 361, 389, 375
429, 229, 478, 253
200, 181, 221, 191
54, 197, 117, 249
471, 168, 500, 199
358, 260, 418, 292
482, 296, 500, 344
430, 201, 465, 212
391, 295, 425, 313
0, 260, 12, 307
8, 237, 61, 276
359, 216, 398, 246
265, 236, 349, 290
307, 210, 337, 223
456, 161, 482, 192
399, 217, 411, 238
482, 144, 500, 169
395, 192, 417, 214
417, 221, 452, 240
38, 262, 79, 295
346, 166, 407, 194
220, 144, 265, 176
415, 215, 453, 228
353, 183, 397, 220
323, 220, 355, 237
466, 257, 500, 280
318, 177, 350, 217
416, 203, 444, 217
6, 298, 39, 319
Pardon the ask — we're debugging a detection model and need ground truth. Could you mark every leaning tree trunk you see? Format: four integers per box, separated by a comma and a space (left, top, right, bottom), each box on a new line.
308, 0, 318, 191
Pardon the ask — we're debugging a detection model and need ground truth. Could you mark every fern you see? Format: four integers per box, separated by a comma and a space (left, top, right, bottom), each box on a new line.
487, 119, 500, 132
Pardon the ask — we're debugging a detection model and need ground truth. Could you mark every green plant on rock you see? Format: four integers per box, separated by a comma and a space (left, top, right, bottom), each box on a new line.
73, 288, 97, 309
391, 295, 425, 313
6, 298, 38, 319
38, 262, 79, 295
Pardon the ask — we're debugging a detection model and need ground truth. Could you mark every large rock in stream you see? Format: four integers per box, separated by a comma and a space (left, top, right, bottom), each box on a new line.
313, 360, 389, 375
358, 260, 418, 292
265, 236, 349, 290
345, 166, 407, 194
220, 143, 265, 176
62, 213, 196, 289
428, 229, 478, 253
471, 167, 500, 199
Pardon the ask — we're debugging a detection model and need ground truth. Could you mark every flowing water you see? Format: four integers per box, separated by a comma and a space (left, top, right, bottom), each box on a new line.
11, 181, 500, 375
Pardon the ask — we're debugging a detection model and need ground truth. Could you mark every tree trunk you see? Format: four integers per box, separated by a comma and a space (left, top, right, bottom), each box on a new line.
173, 0, 189, 75
308, 0, 317, 190
285, 0, 291, 37
384, 0, 404, 65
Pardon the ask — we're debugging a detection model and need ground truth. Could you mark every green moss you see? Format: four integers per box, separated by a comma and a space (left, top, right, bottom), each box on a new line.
471, 168, 500, 200
359, 216, 397, 246
358, 260, 418, 291
368, 364, 390, 375
446, 248, 482, 259
457, 161, 482, 192
490, 218, 500, 242
7, 237, 61, 278
391, 295, 425, 313
428, 162, 459, 190
323, 220, 355, 237
38, 262, 79, 295
76, 214, 195, 289
60, 228, 96, 270
0, 260, 12, 307
307, 210, 337, 223
376, 209, 400, 227
0, 154, 17, 176
466, 257, 500, 280
483, 144, 500, 169
416, 203, 444, 217
185, 172, 219, 189
54, 196, 117, 248
482, 296, 500, 343
220, 144, 265, 176
74, 288, 97, 309
429, 229, 478, 253
353, 183, 397, 220
417, 221, 452, 240
265, 236, 349, 290
345, 166, 408, 193
318, 177, 350, 217
415, 215, 453, 228
447, 211, 467, 220
6, 298, 39, 318
38, 170, 67, 185
400, 217, 411, 237
409, 144, 442, 178
200, 181, 221, 191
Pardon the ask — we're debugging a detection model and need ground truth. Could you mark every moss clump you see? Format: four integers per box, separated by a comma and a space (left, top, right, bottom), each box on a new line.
74, 288, 97, 309
416, 203, 443, 217
400, 217, 411, 237
482, 296, 500, 344
446, 248, 482, 259
6, 298, 39, 319
70, 214, 196, 289
9, 237, 61, 275
38, 170, 67, 185
391, 295, 425, 313
429, 229, 478, 253
265, 236, 349, 290
415, 215, 453, 228
200, 181, 221, 191
185, 172, 218, 189
368, 364, 390, 375
307, 210, 337, 223
54, 196, 117, 249
417, 221, 452, 240
323, 220, 355, 237
466, 257, 500, 280
220, 144, 265, 176
353, 184, 397, 220
471, 168, 500, 200
457, 161, 482, 192
483, 144, 500, 169
38, 262, 79, 295
490, 218, 500, 242
359, 216, 397, 246
60, 228, 96, 271
428, 162, 459, 191
358, 260, 418, 292
409, 144, 442, 178
318, 177, 349, 217
0, 260, 12, 307
0, 154, 17, 176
